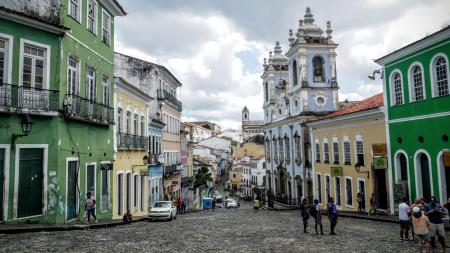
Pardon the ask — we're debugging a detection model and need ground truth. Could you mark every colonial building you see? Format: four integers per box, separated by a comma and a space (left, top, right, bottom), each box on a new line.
113, 77, 152, 218
308, 93, 389, 212
189, 121, 221, 136
183, 122, 212, 142
375, 25, 450, 210
114, 53, 183, 201
263, 7, 339, 205
0, 0, 125, 224
242, 106, 264, 140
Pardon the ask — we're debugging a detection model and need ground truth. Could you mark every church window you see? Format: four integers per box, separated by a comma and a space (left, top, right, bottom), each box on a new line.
284, 136, 290, 165
316, 96, 325, 106
265, 82, 269, 102
294, 100, 298, 108
409, 64, 424, 102
431, 55, 449, 97
273, 138, 278, 164
391, 71, 404, 106
266, 139, 271, 162
279, 138, 284, 163
315, 140, 320, 162
292, 60, 298, 86
295, 134, 301, 165
313, 56, 325, 82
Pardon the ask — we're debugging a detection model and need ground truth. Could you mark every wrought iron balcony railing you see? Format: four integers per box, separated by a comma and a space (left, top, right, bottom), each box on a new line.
117, 132, 149, 150
64, 94, 114, 125
0, 83, 59, 114
164, 164, 181, 177
157, 89, 182, 111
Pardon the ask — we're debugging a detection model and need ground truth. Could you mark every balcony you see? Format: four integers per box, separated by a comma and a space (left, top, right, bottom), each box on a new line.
164, 164, 181, 178
64, 94, 114, 125
117, 132, 149, 150
157, 89, 182, 111
0, 83, 59, 115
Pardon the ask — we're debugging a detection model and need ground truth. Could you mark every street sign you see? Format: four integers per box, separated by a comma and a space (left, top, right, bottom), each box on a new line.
372, 144, 387, 156
373, 157, 388, 169
331, 167, 343, 177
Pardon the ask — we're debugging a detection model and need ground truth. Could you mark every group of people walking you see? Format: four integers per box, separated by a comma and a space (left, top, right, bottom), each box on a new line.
299, 197, 338, 235
399, 196, 449, 253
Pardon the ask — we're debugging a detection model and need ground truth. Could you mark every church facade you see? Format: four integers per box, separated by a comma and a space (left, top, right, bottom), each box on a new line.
263, 7, 339, 205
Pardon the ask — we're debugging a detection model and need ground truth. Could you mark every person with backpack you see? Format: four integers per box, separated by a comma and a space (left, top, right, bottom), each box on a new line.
299, 198, 310, 233
311, 199, 323, 235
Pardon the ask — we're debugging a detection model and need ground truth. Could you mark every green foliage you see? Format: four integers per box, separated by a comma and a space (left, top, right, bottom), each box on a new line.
194, 166, 212, 188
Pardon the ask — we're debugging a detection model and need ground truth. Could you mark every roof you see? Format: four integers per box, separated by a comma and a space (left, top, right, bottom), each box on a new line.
112, 0, 127, 15
375, 25, 450, 65
0, 6, 69, 33
314, 93, 384, 121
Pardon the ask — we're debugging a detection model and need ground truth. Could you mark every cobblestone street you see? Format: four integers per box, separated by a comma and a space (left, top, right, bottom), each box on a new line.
0, 205, 434, 253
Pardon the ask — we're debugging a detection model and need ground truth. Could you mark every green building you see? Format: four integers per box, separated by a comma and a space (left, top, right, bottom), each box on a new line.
0, 0, 125, 224
375, 25, 450, 210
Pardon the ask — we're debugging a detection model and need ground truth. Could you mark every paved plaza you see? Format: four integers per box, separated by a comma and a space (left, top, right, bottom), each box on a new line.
0, 205, 434, 253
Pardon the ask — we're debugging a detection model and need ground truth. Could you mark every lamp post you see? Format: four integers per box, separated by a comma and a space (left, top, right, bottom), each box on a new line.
12, 114, 33, 149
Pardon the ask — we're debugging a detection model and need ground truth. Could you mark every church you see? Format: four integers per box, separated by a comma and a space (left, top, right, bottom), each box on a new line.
241, 106, 264, 140
263, 7, 339, 206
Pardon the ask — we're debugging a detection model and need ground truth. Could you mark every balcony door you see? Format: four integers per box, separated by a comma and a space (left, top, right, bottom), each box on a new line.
21, 44, 48, 110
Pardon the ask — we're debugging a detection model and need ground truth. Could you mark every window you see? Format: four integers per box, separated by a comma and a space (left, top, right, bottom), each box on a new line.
391, 72, 403, 105
333, 140, 339, 164
343, 141, 351, 165
86, 66, 96, 101
126, 111, 131, 134
23, 44, 46, 89
345, 177, 353, 206
273, 138, 278, 164
102, 75, 110, 105
265, 140, 271, 162
325, 175, 330, 202
101, 169, 109, 211
284, 136, 290, 164
335, 177, 341, 206
140, 176, 145, 211
432, 56, 449, 97
292, 60, 298, 86
316, 174, 322, 203
140, 116, 145, 136
295, 134, 301, 164
117, 108, 123, 133
0, 37, 11, 84
356, 139, 364, 166
117, 173, 123, 215
102, 10, 111, 45
315, 141, 320, 162
323, 141, 329, 163
410, 65, 424, 102
69, 0, 81, 22
265, 82, 269, 101
87, 0, 97, 34
313, 56, 324, 82
278, 138, 284, 163
67, 56, 79, 95
133, 114, 138, 135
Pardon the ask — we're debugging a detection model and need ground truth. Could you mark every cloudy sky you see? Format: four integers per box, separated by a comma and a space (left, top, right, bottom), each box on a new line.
114, 0, 450, 130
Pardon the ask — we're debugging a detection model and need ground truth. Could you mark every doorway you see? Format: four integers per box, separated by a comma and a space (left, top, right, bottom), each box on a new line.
418, 153, 432, 202
126, 173, 131, 212
0, 149, 4, 221
66, 159, 78, 221
117, 173, 123, 215
18, 148, 44, 218
358, 180, 366, 210
374, 169, 388, 210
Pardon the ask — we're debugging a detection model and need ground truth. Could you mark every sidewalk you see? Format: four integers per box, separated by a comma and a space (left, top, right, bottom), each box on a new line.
0, 209, 205, 234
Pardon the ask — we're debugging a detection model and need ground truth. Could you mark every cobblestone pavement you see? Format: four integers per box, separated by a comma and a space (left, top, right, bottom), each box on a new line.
0, 205, 447, 253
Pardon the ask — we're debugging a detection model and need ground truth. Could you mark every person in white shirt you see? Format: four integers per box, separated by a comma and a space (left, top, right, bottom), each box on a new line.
398, 197, 411, 241
85, 192, 97, 223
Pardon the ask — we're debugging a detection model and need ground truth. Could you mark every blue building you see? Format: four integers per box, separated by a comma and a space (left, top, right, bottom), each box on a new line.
149, 118, 164, 206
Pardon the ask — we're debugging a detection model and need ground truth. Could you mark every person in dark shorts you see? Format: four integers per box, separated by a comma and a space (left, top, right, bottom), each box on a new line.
398, 198, 411, 241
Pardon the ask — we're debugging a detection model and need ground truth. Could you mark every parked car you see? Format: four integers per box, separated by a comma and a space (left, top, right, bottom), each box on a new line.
148, 201, 177, 221
226, 199, 238, 209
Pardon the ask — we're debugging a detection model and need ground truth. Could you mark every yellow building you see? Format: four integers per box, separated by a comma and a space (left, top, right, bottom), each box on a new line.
228, 165, 242, 192
113, 77, 153, 219
308, 94, 390, 212
233, 136, 265, 160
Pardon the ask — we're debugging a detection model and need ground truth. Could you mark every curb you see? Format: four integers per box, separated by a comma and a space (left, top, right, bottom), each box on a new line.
338, 214, 399, 224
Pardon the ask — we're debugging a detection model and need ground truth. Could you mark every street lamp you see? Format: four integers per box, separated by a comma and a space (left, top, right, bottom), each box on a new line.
143, 154, 149, 165
12, 115, 33, 149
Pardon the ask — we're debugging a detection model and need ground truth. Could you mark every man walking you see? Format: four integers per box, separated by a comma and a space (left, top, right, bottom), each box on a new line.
85, 192, 97, 224
369, 193, 377, 216
311, 199, 323, 235
424, 196, 447, 252
299, 198, 310, 233
399, 197, 411, 241
328, 197, 338, 235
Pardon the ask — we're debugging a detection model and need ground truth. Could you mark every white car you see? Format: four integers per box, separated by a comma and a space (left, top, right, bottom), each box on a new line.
226, 199, 238, 209
148, 201, 177, 221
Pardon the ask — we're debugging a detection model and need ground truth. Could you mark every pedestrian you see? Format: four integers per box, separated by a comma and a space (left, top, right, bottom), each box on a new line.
310, 199, 323, 235
212, 197, 216, 211
85, 192, 97, 224
412, 206, 431, 253
357, 193, 363, 213
443, 198, 450, 211
177, 197, 182, 214
299, 198, 310, 233
399, 197, 411, 241
410, 199, 421, 240
122, 210, 133, 225
253, 198, 260, 213
328, 197, 338, 235
369, 193, 377, 216
182, 199, 187, 214
424, 196, 447, 252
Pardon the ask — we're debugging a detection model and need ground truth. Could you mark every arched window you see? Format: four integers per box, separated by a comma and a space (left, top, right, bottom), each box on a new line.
294, 133, 301, 165
265, 82, 269, 102
313, 56, 324, 82
279, 137, 284, 163
284, 136, 290, 165
391, 72, 403, 106
410, 65, 424, 102
432, 56, 449, 97
292, 60, 298, 86
265, 139, 271, 162
273, 137, 278, 164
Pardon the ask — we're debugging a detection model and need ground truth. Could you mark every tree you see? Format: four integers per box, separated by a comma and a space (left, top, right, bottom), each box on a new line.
194, 166, 213, 188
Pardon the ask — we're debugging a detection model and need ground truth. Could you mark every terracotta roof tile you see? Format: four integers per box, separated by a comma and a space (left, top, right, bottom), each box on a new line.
316, 93, 384, 120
